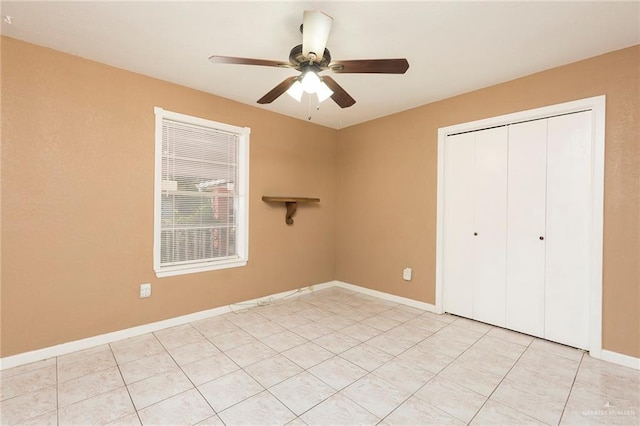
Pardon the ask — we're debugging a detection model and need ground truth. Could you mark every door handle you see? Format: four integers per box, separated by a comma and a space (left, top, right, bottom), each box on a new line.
539, 236, 544, 240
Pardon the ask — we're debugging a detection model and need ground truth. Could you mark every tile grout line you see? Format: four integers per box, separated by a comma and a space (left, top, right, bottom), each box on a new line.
379, 319, 494, 425
158, 324, 232, 423
215, 309, 342, 422
47, 347, 127, 424
110, 342, 144, 425
113, 330, 208, 421
0, 360, 58, 424
306, 302, 461, 423
179, 318, 332, 422
464, 336, 536, 425
234, 299, 405, 424
270, 312, 364, 420
557, 351, 585, 425
223, 296, 357, 421
313, 314, 466, 424
267, 307, 393, 419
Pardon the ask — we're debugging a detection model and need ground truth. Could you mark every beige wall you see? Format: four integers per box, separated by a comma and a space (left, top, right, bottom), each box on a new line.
1, 37, 337, 356
336, 45, 640, 358
2, 37, 638, 360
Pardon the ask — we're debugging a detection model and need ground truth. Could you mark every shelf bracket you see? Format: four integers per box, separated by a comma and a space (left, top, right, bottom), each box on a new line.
262, 196, 320, 225
284, 201, 297, 225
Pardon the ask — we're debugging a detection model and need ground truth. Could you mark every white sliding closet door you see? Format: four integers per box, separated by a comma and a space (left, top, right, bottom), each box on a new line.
443, 132, 475, 318
473, 127, 508, 326
545, 111, 592, 349
506, 120, 547, 337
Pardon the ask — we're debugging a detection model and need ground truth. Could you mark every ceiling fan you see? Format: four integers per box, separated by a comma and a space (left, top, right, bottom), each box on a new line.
209, 10, 409, 108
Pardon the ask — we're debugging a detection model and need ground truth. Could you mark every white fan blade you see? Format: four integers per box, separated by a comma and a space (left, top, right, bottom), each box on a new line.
302, 10, 333, 61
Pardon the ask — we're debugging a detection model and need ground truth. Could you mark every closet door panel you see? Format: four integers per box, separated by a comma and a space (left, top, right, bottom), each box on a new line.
545, 111, 592, 349
443, 133, 475, 318
472, 127, 508, 326
506, 120, 547, 337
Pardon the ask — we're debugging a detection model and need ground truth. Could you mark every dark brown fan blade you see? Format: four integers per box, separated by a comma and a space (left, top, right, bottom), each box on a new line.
209, 55, 292, 68
257, 76, 299, 104
322, 76, 356, 108
329, 58, 409, 74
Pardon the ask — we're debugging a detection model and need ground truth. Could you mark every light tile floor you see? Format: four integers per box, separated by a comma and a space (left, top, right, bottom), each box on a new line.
1, 287, 639, 425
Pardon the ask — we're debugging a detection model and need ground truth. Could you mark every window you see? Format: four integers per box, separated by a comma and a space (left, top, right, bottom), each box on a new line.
154, 107, 250, 277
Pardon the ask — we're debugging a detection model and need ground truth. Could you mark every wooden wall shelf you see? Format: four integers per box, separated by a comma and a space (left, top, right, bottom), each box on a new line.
262, 196, 320, 225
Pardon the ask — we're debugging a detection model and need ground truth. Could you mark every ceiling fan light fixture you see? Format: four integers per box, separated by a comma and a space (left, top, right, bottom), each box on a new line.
286, 80, 304, 102
316, 80, 334, 102
210, 10, 408, 110
301, 70, 321, 93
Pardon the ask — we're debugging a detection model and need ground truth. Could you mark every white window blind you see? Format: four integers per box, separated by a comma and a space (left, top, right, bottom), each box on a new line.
154, 108, 249, 277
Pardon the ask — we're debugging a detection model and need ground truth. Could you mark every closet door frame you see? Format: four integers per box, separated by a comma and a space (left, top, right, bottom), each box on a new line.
435, 95, 606, 358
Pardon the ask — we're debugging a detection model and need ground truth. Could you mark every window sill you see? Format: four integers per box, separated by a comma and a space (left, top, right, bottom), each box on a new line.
155, 259, 247, 278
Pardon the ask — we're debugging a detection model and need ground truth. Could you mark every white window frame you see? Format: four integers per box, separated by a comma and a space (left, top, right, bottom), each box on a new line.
153, 107, 250, 278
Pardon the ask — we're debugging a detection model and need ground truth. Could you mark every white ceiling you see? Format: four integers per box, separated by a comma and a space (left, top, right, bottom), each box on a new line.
1, 1, 638, 129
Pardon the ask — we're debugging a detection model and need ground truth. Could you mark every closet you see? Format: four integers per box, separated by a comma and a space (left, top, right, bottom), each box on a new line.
442, 110, 592, 350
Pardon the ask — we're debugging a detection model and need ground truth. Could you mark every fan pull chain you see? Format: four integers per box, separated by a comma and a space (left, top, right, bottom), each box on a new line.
307, 95, 322, 121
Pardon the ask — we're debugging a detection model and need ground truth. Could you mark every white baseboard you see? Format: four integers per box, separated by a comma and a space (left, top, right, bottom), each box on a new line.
333, 280, 639, 370
3, 279, 636, 372
0, 303, 227, 371
0, 283, 322, 370
600, 349, 640, 370
331, 280, 439, 313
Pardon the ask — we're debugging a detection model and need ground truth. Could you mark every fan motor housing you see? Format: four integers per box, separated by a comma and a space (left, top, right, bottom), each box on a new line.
289, 44, 331, 69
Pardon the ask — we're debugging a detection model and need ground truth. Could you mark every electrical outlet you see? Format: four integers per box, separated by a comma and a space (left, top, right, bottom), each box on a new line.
403, 268, 412, 281
140, 283, 152, 298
